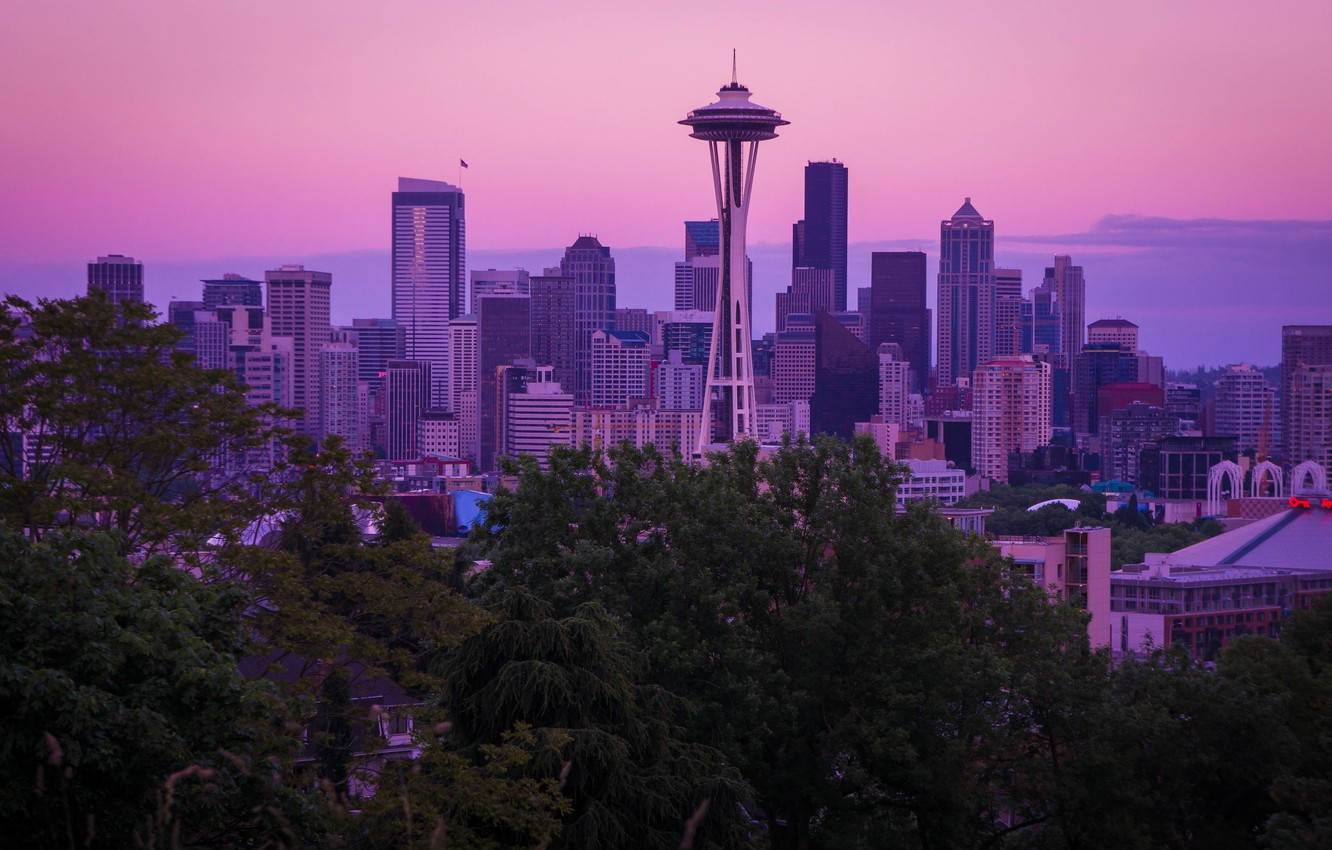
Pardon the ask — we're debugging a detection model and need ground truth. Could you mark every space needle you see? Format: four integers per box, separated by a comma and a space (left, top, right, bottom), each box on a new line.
680, 55, 788, 451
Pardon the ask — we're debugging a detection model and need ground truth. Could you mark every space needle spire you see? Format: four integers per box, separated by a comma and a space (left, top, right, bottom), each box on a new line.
680, 59, 788, 451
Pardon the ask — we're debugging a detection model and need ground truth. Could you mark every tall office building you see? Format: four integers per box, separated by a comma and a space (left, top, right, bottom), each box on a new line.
447, 316, 479, 464
386, 360, 431, 461
868, 251, 929, 392
560, 236, 616, 403
684, 219, 720, 261
614, 308, 655, 341
1071, 344, 1139, 436
87, 255, 143, 307
202, 274, 263, 309
476, 295, 531, 471
936, 199, 994, 387
772, 327, 816, 404
590, 330, 650, 408
391, 177, 464, 406
1021, 287, 1060, 355
1288, 364, 1332, 468
319, 342, 360, 450
810, 311, 877, 440
1215, 363, 1276, 454
662, 311, 714, 365
191, 311, 230, 371
1103, 402, 1179, 485
1282, 326, 1332, 459
339, 318, 404, 387
1087, 318, 1138, 351
531, 270, 577, 393
775, 267, 835, 332
500, 364, 573, 469
167, 300, 205, 352
1044, 256, 1086, 357
971, 355, 1052, 484
469, 269, 530, 313
993, 268, 1023, 357
794, 160, 848, 311
680, 70, 786, 447
264, 264, 332, 437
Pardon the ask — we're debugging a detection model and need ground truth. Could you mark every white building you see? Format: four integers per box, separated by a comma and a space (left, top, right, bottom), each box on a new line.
896, 459, 967, 507
447, 316, 478, 463
469, 268, 529, 313
755, 400, 811, 443
503, 369, 573, 469
1215, 363, 1276, 454
265, 265, 331, 437
319, 342, 360, 450
658, 350, 704, 410
590, 330, 650, 408
418, 410, 460, 460
878, 342, 910, 429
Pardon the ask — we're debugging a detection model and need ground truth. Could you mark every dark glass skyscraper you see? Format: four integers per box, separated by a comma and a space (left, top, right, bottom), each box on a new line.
811, 311, 877, 440
869, 251, 929, 392
476, 294, 531, 471
936, 198, 994, 387
202, 274, 263, 309
794, 161, 849, 311
531, 270, 577, 394
560, 236, 616, 404
87, 255, 144, 307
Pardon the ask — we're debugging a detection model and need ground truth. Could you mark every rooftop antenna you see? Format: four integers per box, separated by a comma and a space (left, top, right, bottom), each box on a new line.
731, 49, 737, 84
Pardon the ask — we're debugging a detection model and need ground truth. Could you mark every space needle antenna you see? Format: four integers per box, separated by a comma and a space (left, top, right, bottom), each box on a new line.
731, 49, 737, 84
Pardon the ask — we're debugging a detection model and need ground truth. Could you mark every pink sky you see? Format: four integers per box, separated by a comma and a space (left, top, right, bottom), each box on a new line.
2, 0, 1330, 262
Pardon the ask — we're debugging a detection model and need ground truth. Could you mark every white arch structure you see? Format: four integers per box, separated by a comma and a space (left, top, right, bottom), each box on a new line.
1206, 460, 1243, 517
1250, 460, 1284, 498
1290, 460, 1328, 494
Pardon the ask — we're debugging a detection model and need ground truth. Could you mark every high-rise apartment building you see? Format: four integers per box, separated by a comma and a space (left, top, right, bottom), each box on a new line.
1215, 363, 1276, 454
319, 342, 360, 450
469, 269, 530, 313
386, 360, 431, 462
878, 343, 910, 430
794, 160, 848, 311
937, 199, 994, 387
1087, 318, 1138, 351
1282, 326, 1332, 459
868, 251, 929, 392
658, 350, 704, 410
419, 410, 461, 459
810, 311, 877, 440
202, 274, 263, 309
531, 270, 577, 393
264, 264, 332, 437
560, 236, 616, 403
1103, 402, 1179, 485
590, 330, 650, 408
971, 355, 1052, 483
391, 177, 464, 407
476, 295, 531, 471
87, 255, 144, 307
191, 311, 230, 371
1286, 364, 1332, 467
772, 327, 816, 403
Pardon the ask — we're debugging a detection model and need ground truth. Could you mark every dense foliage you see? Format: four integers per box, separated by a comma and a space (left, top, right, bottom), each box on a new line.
2, 296, 1329, 848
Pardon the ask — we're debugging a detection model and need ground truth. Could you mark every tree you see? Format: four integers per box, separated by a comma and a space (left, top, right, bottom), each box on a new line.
0, 294, 280, 557
0, 528, 320, 848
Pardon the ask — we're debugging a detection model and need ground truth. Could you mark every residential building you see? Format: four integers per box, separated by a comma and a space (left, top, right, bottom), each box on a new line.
971, 355, 1052, 483
418, 410, 460, 459
1282, 326, 1332, 457
755, 400, 811, 442
992, 268, 1023, 357
571, 406, 702, 459
658, 350, 704, 410
896, 459, 968, 507
1215, 363, 1276, 454
996, 527, 1112, 648
662, 311, 713, 365
500, 364, 572, 469
590, 330, 650, 408
1072, 344, 1139, 436
1288, 364, 1332, 467
447, 316, 478, 463
1045, 256, 1086, 357
878, 342, 910, 429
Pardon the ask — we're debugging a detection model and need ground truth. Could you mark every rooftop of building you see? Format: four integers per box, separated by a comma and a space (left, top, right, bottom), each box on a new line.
396, 176, 457, 193
951, 197, 984, 220
1131, 494, 1332, 571
599, 329, 649, 345
1089, 318, 1139, 328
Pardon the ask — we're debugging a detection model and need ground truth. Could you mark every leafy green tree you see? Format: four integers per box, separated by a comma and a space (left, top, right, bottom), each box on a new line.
0, 294, 280, 557
0, 528, 320, 848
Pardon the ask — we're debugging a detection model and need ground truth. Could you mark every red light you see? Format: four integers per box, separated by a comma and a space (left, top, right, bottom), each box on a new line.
1322, 499, 1332, 510
1291, 497, 1311, 509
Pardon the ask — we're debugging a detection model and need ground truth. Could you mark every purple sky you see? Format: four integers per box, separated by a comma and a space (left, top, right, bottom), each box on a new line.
2, 0, 1330, 364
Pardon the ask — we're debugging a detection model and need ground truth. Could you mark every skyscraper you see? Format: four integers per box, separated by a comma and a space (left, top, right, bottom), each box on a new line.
680, 67, 787, 448
87, 255, 143, 307
500, 364, 573, 469
386, 360, 431, 461
319, 342, 360, 450
878, 343, 910, 430
447, 316, 479, 464
265, 264, 332, 437
476, 294, 531, 471
1288, 364, 1332, 468
202, 274, 263, 309
339, 318, 404, 387
775, 267, 835, 332
560, 236, 616, 404
1215, 363, 1276, 455
810, 311, 877, 440
590, 330, 650, 408
868, 251, 929, 392
469, 268, 530, 313
795, 160, 848, 311
391, 177, 464, 407
993, 268, 1023, 357
1282, 325, 1332, 459
1044, 256, 1086, 357
936, 199, 994, 388
531, 269, 577, 393
971, 355, 1052, 483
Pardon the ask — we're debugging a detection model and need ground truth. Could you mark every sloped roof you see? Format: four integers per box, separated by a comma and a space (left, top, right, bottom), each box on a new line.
952, 197, 984, 220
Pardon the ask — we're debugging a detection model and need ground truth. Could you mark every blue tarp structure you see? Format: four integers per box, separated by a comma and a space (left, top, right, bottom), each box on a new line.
452, 489, 491, 535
